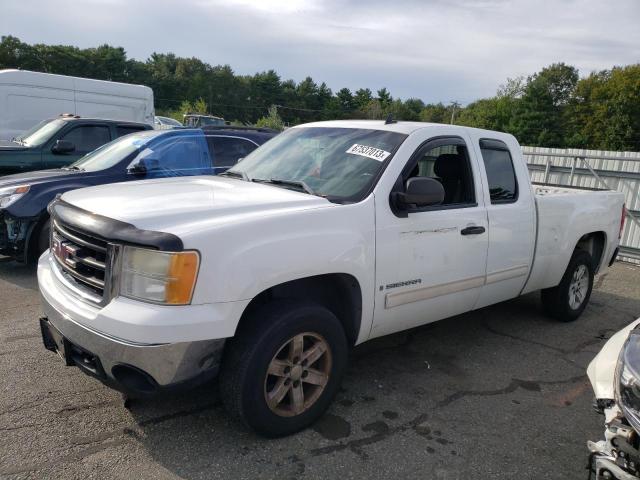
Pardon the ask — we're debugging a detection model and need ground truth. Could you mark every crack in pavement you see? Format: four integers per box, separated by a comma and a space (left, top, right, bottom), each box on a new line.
0, 437, 129, 475
0, 402, 220, 475
436, 374, 586, 408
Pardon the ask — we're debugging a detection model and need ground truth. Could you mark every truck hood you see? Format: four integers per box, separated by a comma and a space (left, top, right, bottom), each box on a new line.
61, 176, 333, 234
0, 140, 28, 151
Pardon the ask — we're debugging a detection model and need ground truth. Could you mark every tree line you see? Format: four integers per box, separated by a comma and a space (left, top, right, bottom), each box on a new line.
1, 36, 639, 151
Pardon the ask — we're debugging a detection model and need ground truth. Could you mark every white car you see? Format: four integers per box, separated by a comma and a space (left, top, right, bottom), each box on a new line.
38, 120, 625, 436
587, 319, 640, 479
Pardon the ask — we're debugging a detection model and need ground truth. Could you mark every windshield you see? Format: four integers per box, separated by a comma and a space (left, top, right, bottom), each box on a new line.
230, 127, 407, 202
71, 130, 161, 172
16, 119, 66, 146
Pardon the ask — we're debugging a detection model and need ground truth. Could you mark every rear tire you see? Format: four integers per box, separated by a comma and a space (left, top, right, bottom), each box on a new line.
541, 250, 594, 322
219, 300, 348, 437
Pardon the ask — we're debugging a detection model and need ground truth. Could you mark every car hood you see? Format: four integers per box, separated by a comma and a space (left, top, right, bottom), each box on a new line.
0, 140, 28, 151
60, 176, 332, 235
0, 169, 86, 188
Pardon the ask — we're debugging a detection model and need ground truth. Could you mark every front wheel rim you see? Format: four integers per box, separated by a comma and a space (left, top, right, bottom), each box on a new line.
264, 332, 332, 417
568, 264, 589, 310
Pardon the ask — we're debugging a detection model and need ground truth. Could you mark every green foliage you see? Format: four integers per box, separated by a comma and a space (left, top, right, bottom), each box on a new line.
255, 105, 285, 131
2, 36, 640, 150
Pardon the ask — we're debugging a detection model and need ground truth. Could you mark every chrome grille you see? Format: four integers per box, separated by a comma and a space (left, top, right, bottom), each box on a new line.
51, 220, 110, 302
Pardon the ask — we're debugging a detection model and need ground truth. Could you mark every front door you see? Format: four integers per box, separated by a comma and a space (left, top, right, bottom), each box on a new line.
45, 124, 112, 169
371, 136, 489, 339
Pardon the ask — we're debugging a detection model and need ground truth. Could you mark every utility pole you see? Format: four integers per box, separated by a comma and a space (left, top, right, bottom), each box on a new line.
449, 101, 461, 124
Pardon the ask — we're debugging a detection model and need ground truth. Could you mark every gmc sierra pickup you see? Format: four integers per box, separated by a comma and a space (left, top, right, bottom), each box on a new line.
37, 120, 625, 436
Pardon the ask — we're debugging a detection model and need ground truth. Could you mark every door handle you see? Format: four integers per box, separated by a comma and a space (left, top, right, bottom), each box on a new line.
461, 226, 486, 236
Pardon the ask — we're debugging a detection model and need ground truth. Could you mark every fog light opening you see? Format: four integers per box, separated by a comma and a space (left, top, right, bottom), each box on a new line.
112, 364, 158, 394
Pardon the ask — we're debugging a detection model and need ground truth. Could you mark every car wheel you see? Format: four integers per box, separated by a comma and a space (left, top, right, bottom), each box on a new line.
541, 250, 594, 322
219, 300, 348, 437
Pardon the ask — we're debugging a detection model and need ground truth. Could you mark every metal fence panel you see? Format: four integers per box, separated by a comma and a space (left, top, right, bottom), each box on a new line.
523, 146, 640, 264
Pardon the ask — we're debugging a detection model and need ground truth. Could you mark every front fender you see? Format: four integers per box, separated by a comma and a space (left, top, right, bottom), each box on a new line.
588, 318, 640, 399
186, 197, 377, 342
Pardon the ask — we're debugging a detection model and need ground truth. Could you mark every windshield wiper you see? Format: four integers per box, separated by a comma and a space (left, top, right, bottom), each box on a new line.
62, 165, 84, 171
252, 178, 316, 196
219, 169, 250, 181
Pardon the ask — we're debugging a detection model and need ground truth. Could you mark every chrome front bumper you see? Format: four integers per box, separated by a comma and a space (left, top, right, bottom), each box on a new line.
40, 292, 226, 394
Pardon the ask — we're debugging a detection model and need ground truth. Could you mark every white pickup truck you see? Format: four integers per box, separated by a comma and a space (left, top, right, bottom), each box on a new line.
38, 120, 626, 436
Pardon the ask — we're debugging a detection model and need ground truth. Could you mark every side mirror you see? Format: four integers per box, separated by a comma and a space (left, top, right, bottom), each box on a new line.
396, 177, 444, 208
127, 160, 147, 175
51, 140, 76, 155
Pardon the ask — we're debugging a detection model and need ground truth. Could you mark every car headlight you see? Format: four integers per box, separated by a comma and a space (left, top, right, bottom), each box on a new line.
0, 185, 30, 208
120, 246, 200, 305
615, 329, 640, 431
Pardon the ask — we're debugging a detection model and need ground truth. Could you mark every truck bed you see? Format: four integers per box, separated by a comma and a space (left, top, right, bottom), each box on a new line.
521, 184, 624, 294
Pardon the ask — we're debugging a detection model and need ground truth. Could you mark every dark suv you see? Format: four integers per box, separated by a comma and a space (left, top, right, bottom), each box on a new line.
0, 115, 152, 175
0, 126, 278, 262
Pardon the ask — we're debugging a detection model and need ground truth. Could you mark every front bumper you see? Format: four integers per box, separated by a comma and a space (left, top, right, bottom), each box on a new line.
40, 295, 225, 393
37, 251, 240, 394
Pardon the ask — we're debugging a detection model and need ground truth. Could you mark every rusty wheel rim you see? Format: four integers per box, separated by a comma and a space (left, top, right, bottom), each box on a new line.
264, 332, 332, 417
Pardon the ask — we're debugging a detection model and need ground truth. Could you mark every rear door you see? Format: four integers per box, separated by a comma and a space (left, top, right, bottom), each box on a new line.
115, 124, 148, 139
470, 136, 536, 309
206, 135, 260, 173
371, 134, 489, 339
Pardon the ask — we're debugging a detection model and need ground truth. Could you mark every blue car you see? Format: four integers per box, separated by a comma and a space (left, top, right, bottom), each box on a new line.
0, 126, 277, 262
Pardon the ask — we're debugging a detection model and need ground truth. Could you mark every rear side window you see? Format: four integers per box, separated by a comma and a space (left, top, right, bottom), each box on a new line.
116, 126, 147, 138
207, 136, 258, 168
61, 125, 111, 153
479, 139, 518, 204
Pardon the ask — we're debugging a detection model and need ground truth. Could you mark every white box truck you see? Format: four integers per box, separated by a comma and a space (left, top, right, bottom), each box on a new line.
0, 69, 154, 140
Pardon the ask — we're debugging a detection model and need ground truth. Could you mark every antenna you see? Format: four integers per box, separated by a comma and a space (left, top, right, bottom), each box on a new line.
385, 114, 396, 125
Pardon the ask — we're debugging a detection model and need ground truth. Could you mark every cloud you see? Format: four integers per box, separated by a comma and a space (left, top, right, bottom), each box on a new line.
1, 0, 639, 104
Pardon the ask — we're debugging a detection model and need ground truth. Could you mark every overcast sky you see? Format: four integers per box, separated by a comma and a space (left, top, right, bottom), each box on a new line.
2, 0, 639, 104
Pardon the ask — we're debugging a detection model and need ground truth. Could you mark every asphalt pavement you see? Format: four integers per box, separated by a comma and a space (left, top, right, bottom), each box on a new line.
1, 258, 639, 479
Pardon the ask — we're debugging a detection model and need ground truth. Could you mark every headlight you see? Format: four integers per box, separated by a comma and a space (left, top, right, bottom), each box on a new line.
120, 246, 200, 305
0, 185, 30, 208
615, 330, 640, 431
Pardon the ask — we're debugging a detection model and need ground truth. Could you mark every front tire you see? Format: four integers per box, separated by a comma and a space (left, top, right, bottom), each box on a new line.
219, 300, 348, 437
541, 250, 594, 322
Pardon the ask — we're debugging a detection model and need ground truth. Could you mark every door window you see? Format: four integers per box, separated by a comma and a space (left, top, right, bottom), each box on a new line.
479, 140, 518, 204
116, 126, 147, 138
130, 134, 212, 177
60, 126, 111, 154
207, 136, 258, 168
404, 142, 475, 207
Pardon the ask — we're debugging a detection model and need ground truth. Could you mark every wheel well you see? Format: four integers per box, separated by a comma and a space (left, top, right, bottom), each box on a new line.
26, 213, 50, 262
575, 231, 606, 273
238, 274, 363, 346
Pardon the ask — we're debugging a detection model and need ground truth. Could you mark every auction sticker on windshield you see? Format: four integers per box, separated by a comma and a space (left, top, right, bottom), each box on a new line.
346, 144, 391, 161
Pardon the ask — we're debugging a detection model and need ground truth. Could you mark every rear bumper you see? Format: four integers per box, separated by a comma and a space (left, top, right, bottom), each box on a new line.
609, 247, 620, 267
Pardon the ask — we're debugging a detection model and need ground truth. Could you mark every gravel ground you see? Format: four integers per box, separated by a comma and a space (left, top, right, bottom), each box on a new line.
1, 258, 639, 479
